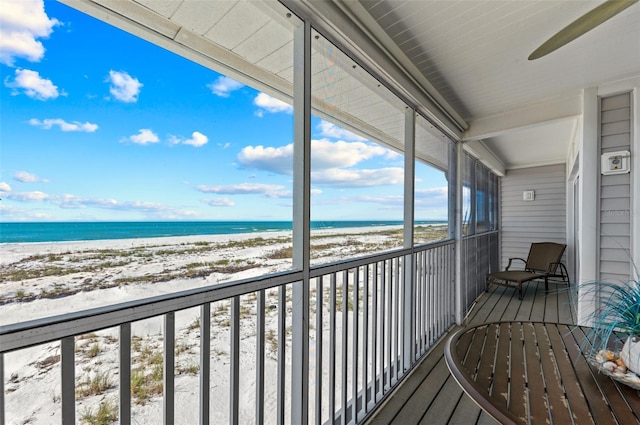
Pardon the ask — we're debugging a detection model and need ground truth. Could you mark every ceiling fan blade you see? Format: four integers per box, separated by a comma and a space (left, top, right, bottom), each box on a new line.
528, 0, 638, 60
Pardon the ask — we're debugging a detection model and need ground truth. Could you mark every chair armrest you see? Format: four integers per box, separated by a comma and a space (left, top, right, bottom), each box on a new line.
506, 258, 527, 271
546, 262, 558, 274
547, 261, 566, 274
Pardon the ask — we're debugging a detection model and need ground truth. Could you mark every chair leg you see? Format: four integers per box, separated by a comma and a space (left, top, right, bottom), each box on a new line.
518, 283, 523, 300
559, 263, 570, 286
544, 276, 549, 292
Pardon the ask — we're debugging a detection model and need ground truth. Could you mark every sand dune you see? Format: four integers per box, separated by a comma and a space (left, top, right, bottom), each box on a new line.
0, 224, 446, 424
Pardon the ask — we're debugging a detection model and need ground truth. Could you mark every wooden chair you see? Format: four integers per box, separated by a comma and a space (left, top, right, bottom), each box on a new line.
488, 242, 570, 299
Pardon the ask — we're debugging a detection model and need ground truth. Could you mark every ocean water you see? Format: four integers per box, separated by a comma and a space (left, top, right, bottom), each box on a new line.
0, 220, 446, 243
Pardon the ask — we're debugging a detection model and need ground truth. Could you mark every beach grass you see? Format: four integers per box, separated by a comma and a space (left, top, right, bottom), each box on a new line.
80, 398, 118, 425
76, 371, 114, 399
1, 225, 449, 305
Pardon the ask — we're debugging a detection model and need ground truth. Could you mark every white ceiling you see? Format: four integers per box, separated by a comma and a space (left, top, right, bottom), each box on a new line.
63, 0, 640, 173
347, 0, 640, 170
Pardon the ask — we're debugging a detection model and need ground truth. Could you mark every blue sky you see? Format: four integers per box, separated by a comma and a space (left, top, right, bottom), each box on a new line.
0, 0, 448, 222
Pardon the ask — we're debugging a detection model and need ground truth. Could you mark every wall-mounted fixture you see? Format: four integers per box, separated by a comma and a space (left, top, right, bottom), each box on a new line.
601, 150, 631, 175
523, 190, 535, 201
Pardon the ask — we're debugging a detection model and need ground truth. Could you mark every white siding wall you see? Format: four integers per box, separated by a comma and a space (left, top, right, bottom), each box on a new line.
500, 164, 567, 269
599, 92, 632, 283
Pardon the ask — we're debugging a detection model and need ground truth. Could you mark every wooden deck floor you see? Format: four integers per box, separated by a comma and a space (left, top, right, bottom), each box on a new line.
365, 280, 577, 425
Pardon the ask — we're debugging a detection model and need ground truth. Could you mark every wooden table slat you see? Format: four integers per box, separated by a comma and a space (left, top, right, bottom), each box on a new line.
532, 323, 572, 425
544, 324, 594, 423
488, 323, 511, 412
508, 323, 528, 422
464, 325, 489, 379
522, 323, 550, 424
476, 324, 498, 391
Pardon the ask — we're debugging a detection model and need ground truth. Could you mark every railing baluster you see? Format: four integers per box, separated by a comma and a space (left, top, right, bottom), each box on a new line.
422, 251, 427, 352
373, 261, 380, 401
315, 278, 323, 425
430, 249, 436, 346
256, 291, 265, 425
435, 247, 441, 336
231, 297, 240, 425
394, 257, 400, 383
352, 267, 359, 422
0, 353, 4, 425
164, 312, 175, 425
423, 251, 428, 350
385, 259, 392, 391
120, 323, 131, 425
379, 260, 385, 394
417, 251, 423, 355
200, 303, 211, 425
329, 273, 337, 424
341, 270, 348, 425
61, 336, 75, 425
432, 248, 437, 336
363, 265, 370, 412
277, 288, 285, 425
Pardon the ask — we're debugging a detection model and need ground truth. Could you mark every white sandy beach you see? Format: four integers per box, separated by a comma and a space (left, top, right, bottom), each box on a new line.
1, 224, 446, 424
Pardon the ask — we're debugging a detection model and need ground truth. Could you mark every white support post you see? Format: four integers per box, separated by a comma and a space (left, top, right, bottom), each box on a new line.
403, 108, 416, 369
455, 142, 464, 325
291, 19, 311, 425
578, 87, 599, 325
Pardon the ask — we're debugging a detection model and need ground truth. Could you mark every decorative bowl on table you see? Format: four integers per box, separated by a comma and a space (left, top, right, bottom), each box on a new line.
577, 277, 640, 390
589, 349, 640, 390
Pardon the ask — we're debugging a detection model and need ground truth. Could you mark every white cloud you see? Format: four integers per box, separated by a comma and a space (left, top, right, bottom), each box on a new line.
415, 187, 448, 207
1, 188, 198, 218
5, 68, 60, 100
0, 182, 12, 191
0, 204, 51, 220
237, 144, 294, 175
312, 167, 404, 188
202, 197, 235, 207
0, 0, 60, 66
124, 129, 159, 145
311, 139, 388, 169
354, 194, 403, 206
197, 183, 288, 198
14, 170, 47, 183
3, 190, 49, 201
254, 92, 293, 114
317, 120, 368, 142
207, 76, 243, 97
184, 132, 208, 147
238, 139, 389, 175
170, 131, 208, 147
107, 70, 142, 103
219, 142, 231, 150
29, 118, 98, 132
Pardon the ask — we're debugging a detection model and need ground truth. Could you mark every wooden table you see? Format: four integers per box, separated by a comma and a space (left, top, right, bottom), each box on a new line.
444, 321, 640, 424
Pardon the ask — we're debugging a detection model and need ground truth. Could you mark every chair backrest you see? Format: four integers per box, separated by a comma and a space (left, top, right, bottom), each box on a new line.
525, 242, 567, 273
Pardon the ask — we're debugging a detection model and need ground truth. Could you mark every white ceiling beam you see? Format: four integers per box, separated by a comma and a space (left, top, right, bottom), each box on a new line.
463, 140, 506, 177
330, 0, 468, 130
282, 0, 467, 140
462, 94, 583, 141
